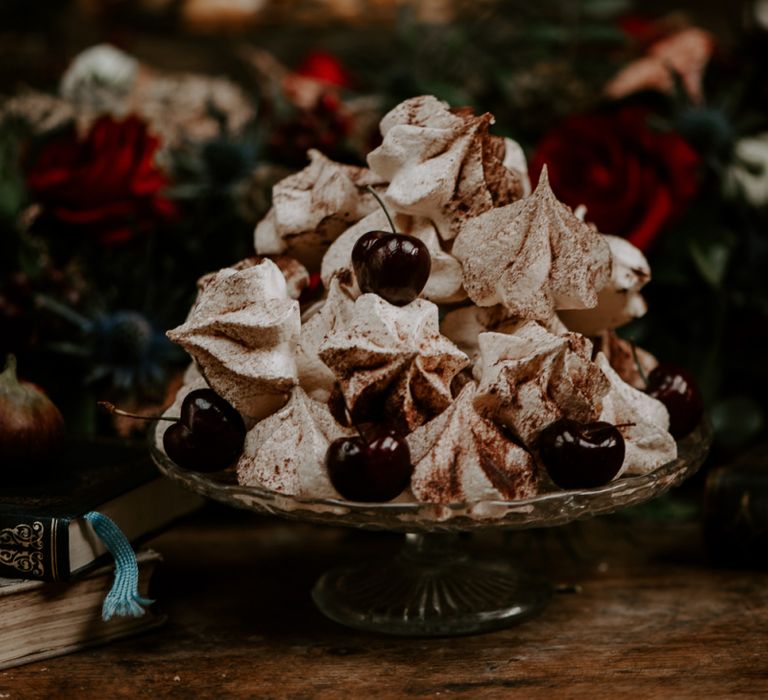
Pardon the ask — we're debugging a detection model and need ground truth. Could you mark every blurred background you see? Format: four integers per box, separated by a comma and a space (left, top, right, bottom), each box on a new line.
1, 0, 767, 477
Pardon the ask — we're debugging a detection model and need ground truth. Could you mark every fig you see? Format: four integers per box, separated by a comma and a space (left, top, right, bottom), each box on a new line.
0, 355, 65, 465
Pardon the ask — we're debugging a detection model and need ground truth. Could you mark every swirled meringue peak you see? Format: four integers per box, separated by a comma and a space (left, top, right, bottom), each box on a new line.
167, 258, 299, 419
408, 382, 538, 504
236, 386, 354, 497
254, 149, 384, 269
473, 323, 611, 447
297, 274, 357, 402
559, 234, 650, 336
318, 294, 469, 431
441, 305, 567, 364
594, 330, 658, 391
453, 167, 612, 320
595, 354, 676, 476
367, 96, 524, 241
196, 255, 309, 301
321, 210, 466, 304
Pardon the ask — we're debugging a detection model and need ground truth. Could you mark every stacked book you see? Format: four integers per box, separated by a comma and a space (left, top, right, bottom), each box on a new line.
0, 439, 202, 669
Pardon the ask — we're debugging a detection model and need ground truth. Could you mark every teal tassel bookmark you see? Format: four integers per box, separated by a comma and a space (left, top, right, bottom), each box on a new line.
84, 511, 154, 621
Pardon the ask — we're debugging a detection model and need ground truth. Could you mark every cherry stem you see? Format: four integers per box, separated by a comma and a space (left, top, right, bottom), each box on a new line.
335, 384, 369, 443
366, 185, 397, 235
98, 401, 179, 423
629, 341, 649, 388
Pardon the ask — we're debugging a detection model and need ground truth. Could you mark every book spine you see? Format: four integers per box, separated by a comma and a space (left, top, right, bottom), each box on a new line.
0, 515, 71, 582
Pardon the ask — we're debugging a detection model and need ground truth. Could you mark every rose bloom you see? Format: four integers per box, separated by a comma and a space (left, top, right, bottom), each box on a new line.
25, 115, 175, 245
530, 107, 700, 251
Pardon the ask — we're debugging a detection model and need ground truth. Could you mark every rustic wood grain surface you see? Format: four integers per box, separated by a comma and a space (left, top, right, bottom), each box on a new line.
2, 503, 767, 699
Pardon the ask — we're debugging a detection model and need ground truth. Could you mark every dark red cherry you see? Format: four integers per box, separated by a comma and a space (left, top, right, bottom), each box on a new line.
163, 388, 246, 472
326, 428, 413, 502
537, 419, 625, 489
646, 364, 703, 438
352, 230, 388, 283
356, 233, 431, 306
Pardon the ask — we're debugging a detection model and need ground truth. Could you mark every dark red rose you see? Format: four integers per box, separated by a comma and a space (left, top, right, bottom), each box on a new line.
531, 108, 700, 251
25, 115, 175, 245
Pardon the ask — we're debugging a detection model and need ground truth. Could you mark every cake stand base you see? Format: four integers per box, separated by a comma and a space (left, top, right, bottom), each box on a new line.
312, 532, 552, 637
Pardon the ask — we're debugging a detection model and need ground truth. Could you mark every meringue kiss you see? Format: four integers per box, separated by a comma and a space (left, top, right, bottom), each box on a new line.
537, 419, 625, 489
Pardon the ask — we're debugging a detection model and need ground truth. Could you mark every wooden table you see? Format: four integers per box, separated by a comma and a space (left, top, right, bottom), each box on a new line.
3, 503, 768, 699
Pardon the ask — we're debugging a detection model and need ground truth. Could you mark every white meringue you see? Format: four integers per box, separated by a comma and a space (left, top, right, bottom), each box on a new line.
270, 255, 310, 300
318, 294, 469, 431
254, 149, 384, 269
473, 324, 611, 447
236, 387, 354, 497
167, 259, 299, 419
197, 255, 309, 301
440, 306, 496, 362
559, 235, 650, 336
595, 354, 677, 476
503, 138, 531, 196
408, 382, 538, 504
453, 167, 612, 320
367, 95, 523, 241
297, 275, 357, 402
595, 330, 658, 391
321, 210, 466, 304
441, 305, 567, 363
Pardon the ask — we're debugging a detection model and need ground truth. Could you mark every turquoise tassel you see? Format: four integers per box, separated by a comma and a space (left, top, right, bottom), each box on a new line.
84, 512, 154, 621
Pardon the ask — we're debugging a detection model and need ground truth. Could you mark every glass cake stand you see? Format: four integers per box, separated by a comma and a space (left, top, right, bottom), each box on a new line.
150, 421, 711, 637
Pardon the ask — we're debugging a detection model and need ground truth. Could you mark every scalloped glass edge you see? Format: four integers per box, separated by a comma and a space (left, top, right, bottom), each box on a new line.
149, 419, 712, 533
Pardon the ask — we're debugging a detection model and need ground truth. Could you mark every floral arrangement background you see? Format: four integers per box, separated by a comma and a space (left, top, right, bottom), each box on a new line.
1, 0, 767, 462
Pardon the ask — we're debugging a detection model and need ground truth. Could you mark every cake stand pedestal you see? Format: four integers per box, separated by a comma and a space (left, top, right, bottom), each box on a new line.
312, 532, 551, 636
151, 421, 711, 637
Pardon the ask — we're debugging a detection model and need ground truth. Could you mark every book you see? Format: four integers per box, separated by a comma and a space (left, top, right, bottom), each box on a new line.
0, 548, 164, 670
0, 438, 203, 581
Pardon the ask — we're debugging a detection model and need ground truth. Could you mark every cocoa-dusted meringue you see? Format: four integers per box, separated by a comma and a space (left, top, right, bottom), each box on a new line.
559, 235, 650, 336
197, 255, 310, 301
408, 382, 538, 503
594, 330, 658, 391
268, 255, 310, 300
167, 258, 299, 419
452, 167, 612, 320
297, 274, 356, 401
595, 354, 677, 476
318, 294, 469, 431
321, 210, 466, 304
236, 387, 354, 497
254, 149, 384, 269
503, 138, 531, 196
367, 95, 524, 241
473, 324, 611, 447
441, 305, 567, 363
